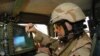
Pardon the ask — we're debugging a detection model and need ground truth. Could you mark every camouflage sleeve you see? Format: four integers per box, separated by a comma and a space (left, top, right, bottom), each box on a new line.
33, 30, 59, 51
33, 30, 51, 46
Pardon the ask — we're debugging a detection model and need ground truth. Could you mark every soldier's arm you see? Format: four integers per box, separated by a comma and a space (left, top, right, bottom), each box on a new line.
25, 23, 54, 46
34, 30, 51, 46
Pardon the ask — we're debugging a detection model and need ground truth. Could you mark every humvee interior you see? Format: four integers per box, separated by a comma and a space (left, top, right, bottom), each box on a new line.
0, 0, 100, 56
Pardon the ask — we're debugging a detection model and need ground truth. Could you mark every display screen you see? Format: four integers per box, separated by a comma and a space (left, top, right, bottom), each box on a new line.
14, 36, 26, 47
12, 24, 35, 54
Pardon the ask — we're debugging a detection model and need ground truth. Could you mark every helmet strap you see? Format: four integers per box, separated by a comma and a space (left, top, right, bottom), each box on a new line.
59, 22, 73, 44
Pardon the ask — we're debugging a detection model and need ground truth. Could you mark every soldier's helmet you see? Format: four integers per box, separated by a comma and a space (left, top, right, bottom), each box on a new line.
50, 3, 86, 24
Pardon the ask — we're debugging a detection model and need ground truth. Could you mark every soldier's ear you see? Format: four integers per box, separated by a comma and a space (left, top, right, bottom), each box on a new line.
65, 22, 72, 31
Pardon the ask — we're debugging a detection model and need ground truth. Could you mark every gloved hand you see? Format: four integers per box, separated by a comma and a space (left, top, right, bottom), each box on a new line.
25, 23, 37, 33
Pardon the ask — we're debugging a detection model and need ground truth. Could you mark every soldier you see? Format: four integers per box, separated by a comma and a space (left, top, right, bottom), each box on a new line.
25, 3, 92, 56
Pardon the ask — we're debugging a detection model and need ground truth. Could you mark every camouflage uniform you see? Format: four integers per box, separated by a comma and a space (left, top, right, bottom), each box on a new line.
33, 2, 92, 56
34, 30, 91, 56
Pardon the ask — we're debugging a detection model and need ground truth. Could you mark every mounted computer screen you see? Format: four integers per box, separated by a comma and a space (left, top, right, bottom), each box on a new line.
7, 23, 36, 55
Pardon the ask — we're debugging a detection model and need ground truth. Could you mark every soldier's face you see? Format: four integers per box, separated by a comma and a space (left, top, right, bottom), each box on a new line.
53, 24, 65, 39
